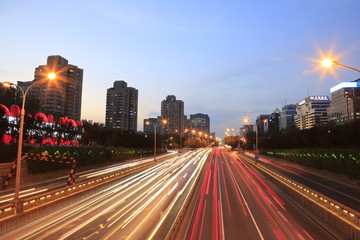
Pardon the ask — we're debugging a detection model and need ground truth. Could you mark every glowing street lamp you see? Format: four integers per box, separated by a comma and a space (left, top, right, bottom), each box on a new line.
3, 73, 56, 214
146, 119, 168, 161
321, 58, 360, 73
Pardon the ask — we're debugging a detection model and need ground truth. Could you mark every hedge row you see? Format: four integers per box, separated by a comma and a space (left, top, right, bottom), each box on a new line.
263, 149, 360, 179
0, 145, 166, 173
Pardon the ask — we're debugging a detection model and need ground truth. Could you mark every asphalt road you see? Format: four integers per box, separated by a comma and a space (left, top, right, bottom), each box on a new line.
0, 152, 175, 205
1, 149, 211, 240
183, 148, 338, 240
240, 151, 360, 212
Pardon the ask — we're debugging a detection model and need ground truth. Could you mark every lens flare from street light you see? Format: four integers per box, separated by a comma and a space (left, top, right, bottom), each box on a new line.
307, 43, 348, 83
321, 58, 335, 68
48, 73, 56, 80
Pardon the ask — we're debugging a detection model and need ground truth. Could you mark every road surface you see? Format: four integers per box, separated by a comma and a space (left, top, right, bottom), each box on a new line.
182, 148, 338, 240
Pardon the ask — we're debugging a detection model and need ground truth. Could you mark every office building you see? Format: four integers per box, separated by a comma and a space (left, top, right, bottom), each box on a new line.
255, 114, 270, 135
190, 113, 210, 133
18, 55, 83, 120
328, 79, 360, 124
105, 80, 138, 131
161, 95, 184, 134
294, 96, 330, 130
279, 104, 297, 131
268, 108, 281, 135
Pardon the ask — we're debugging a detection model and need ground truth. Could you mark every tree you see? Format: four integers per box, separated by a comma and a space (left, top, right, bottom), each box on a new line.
223, 136, 242, 150
184, 137, 207, 148
0, 84, 16, 107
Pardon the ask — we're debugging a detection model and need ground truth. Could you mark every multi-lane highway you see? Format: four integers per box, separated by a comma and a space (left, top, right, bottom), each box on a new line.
0, 152, 174, 205
241, 151, 360, 212
1, 149, 211, 239
2, 147, 355, 239
181, 148, 338, 240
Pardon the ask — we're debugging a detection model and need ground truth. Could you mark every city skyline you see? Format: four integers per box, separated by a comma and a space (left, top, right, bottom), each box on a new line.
1, 1, 360, 138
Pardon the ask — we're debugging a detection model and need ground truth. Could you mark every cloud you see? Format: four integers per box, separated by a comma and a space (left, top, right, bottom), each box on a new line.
271, 57, 283, 61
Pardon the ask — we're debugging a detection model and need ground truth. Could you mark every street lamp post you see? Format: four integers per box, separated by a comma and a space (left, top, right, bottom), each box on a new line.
321, 59, 360, 73
243, 118, 267, 152
146, 119, 167, 162
3, 73, 56, 214
243, 118, 258, 151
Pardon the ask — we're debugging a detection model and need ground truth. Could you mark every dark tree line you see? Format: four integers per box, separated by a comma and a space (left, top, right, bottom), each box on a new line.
0, 83, 40, 115
243, 121, 360, 150
82, 120, 153, 148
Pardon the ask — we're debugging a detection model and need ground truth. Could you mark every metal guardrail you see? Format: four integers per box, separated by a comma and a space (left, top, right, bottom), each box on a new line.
239, 152, 360, 228
0, 159, 159, 220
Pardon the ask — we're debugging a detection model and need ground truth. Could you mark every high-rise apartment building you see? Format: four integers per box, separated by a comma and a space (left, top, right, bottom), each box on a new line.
18, 55, 83, 120
294, 96, 330, 130
161, 95, 184, 134
105, 81, 138, 131
190, 113, 210, 133
328, 79, 360, 124
279, 104, 297, 131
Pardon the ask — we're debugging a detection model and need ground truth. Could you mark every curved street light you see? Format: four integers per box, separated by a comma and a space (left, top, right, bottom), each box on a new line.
321, 58, 360, 73
3, 72, 56, 214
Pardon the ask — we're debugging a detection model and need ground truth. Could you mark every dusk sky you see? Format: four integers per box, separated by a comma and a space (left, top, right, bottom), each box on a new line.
1, 0, 359, 138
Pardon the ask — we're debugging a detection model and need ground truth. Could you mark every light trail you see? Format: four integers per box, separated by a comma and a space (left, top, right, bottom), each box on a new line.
0, 188, 48, 203
185, 148, 323, 240
2, 149, 211, 240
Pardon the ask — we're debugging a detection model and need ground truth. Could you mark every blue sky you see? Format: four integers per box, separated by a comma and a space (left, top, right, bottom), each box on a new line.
1, 0, 359, 138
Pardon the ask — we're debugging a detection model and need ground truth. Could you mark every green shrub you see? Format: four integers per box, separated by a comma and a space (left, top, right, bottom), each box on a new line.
263, 149, 360, 179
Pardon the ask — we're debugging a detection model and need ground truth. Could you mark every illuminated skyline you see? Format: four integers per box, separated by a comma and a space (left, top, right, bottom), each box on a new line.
1, 0, 359, 138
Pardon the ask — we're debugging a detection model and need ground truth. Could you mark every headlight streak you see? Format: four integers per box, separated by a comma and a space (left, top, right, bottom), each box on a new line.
105, 163, 179, 226
105, 149, 211, 239
128, 150, 210, 240
80, 152, 176, 179
146, 191, 183, 240
105, 151, 204, 231
45, 160, 176, 239
3, 160, 172, 239
34, 167, 169, 240
57, 198, 127, 240
144, 149, 212, 240
2, 149, 212, 240
0, 188, 49, 204
10, 185, 126, 240
121, 161, 191, 228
